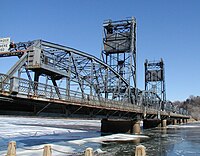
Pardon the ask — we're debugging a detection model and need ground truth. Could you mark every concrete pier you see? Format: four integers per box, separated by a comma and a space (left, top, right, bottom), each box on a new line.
173, 119, 177, 125
143, 119, 167, 129
101, 119, 141, 134
167, 120, 173, 125
162, 119, 167, 128
183, 119, 188, 124
133, 121, 141, 134
101, 117, 188, 133
143, 119, 161, 129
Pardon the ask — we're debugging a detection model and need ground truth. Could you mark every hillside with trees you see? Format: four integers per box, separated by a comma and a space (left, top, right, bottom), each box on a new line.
173, 95, 200, 120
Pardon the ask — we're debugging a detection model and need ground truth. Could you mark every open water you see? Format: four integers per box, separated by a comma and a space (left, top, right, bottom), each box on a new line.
100, 123, 200, 156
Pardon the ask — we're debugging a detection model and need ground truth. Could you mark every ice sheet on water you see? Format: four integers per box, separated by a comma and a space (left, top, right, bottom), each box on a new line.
0, 116, 102, 140
0, 116, 101, 126
68, 133, 149, 145
0, 122, 86, 141
0, 116, 109, 153
0, 116, 149, 155
167, 124, 200, 129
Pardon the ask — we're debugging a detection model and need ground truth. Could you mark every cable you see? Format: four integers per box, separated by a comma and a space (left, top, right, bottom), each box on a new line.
52, 148, 84, 155
20, 146, 44, 151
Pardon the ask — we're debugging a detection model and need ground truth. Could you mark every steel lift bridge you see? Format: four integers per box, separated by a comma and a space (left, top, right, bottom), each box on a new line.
0, 18, 187, 120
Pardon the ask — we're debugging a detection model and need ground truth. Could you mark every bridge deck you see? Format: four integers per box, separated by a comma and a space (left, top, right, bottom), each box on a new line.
0, 73, 189, 120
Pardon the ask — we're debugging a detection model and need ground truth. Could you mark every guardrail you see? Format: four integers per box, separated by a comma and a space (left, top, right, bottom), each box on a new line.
0, 73, 188, 115
0, 73, 144, 112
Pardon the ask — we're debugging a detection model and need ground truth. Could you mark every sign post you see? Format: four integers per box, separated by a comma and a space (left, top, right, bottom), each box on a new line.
0, 37, 10, 52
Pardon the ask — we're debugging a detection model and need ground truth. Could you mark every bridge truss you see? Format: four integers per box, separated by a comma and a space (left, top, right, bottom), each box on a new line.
144, 59, 166, 110
102, 17, 137, 103
0, 38, 164, 117
0, 18, 186, 118
1, 40, 133, 103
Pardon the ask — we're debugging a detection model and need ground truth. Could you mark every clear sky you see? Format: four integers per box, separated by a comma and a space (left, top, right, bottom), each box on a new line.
0, 0, 200, 101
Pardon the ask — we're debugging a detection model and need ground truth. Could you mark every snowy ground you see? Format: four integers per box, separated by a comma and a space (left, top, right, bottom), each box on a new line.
0, 116, 148, 156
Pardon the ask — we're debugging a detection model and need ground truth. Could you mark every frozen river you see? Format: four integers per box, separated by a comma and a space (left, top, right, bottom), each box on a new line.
0, 116, 200, 156
0, 116, 102, 155
0, 116, 147, 155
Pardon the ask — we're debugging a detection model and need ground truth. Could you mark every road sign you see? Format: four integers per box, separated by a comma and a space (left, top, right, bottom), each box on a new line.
0, 37, 10, 52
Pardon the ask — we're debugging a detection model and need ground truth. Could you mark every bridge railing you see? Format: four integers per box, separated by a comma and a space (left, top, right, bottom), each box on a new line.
0, 74, 11, 92
0, 73, 188, 115
0, 73, 143, 112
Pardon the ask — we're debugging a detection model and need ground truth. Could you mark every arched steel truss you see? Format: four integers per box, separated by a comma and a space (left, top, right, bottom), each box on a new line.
0, 40, 189, 116
3, 40, 134, 103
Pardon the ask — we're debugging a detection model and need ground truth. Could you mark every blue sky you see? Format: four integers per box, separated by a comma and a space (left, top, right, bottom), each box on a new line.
0, 0, 200, 101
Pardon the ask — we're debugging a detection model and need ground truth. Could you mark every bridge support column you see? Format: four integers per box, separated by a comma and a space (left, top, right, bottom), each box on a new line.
173, 119, 177, 125
183, 119, 187, 124
158, 122, 162, 128
143, 119, 161, 129
167, 119, 173, 125
101, 119, 141, 134
133, 121, 141, 134
162, 120, 167, 128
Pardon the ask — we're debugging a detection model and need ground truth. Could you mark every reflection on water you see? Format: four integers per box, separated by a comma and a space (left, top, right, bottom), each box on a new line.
100, 123, 200, 156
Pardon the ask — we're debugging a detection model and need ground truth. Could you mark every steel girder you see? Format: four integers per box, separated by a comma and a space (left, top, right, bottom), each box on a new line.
5, 40, 131, 103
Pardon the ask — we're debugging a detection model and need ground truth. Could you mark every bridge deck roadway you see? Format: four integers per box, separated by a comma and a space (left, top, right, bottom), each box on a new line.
0, 73, 189, 120
0, 91, 189, 120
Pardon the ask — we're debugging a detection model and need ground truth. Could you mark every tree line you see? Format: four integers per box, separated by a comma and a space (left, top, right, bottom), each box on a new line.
173, 95, 200, 120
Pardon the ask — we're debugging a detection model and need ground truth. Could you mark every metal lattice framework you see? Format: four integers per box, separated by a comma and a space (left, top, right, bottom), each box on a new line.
144, 59, 166, 110
1, 40, 131, 103
101, 17, 137, 104
0, 18, 190, 118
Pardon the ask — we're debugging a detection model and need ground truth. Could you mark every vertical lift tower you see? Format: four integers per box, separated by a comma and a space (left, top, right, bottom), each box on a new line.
101, 17, 137, 104
144, 59, 166, 110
